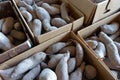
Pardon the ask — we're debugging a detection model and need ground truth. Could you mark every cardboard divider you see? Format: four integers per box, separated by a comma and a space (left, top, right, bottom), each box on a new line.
77, 12, 120, 79
0, 1, 33, 64
0, 31, 114, 80
69, 0, 120, 26
10, 0, 84, 44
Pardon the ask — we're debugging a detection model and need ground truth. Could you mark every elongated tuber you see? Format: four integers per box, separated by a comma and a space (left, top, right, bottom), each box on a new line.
34, 4, 50, 21
48, 53, 66, 69
100, 22, 119, 35
0, 32, 14, 51
42, 19, 57, 32
99, 32, 120, 67
21, 10, 33, 22
84, 64, 97, 80
2, 17, 14, 34
94, 42, 106, 59
14, 22, 22, 31
60, 2, 70, 22
0, 18, 5, 31
11, 52, 46, 79
22, 1, 37, 19
45, 41, 71, 54
59, 45, 76, 57
22, 65, 40, 80
55, 52, 70, 80
86, 40, 98, 49
10, 30, 26, 40
70, 62, 85, 80
51, 18, 67, 28
39, 68, 57, 80
30, 19, 42, 37
74, 40, 84, 67
41, 3, 60, 15
114, 41, 120, 53
68, 58, 76, 73
110, 29, 120, 40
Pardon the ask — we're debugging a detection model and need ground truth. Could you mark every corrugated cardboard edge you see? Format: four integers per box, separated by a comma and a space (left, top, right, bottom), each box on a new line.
77, 12, 120, 80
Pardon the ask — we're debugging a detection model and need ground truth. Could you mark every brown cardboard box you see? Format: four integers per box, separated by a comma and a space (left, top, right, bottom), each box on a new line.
0, 1, 32, 64
77, 12, 120, 80
10, 0, 84, 44
69, 0, 120, 26
0, 31, 114, 80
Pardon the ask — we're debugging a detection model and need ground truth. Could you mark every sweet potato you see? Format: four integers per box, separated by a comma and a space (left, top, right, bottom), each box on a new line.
21, 10, 33, 22
10, 30, 26, 41
74, 40, 84, 67
30, 19, 42, 37
59, 45, 76, 57
22, 65, 41, 80
39, 68, 57, 80
55, 52, 70, 80
2, 17, 14, 34
51, 18, 67, 28
68, 58, 76, 73
45, 41, 71, 54
14, 22, 22, 31
0, 32, 14, 51
42, 19, 57, 32
48, 52, 68, 69
84, 65, 97, 80
99, 32, 120, 67
86, 40, 98, 49
60, 2, 70, 22
34, 4, 50, 21
70, 62, 85, 80
41, 3, 60, 15
94, 42, 106, 59
11, 52, 46, 79
100, 22, 119, 35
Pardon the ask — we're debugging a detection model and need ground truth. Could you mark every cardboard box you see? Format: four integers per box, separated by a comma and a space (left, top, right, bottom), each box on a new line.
0, 1, 32, 64
10, 0, 84, 44
77, 12, 120, 80
0, 31, 114, 80
69, 0, 120, 26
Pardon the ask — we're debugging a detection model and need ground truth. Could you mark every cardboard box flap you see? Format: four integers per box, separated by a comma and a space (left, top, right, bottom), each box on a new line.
69, 0, 109, 24
68, 0, 96, 24
107, 0, 120, 12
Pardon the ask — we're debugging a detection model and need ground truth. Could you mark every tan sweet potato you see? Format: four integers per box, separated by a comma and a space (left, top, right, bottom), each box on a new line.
2, 17, 14, 34
60, 2, 70, 22
10, 30, 26, 41
84, 65, 97, 80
